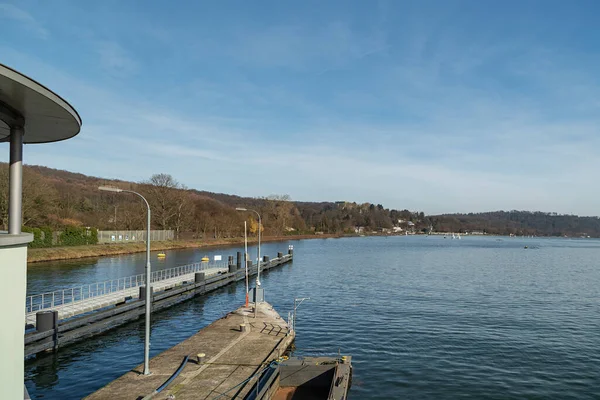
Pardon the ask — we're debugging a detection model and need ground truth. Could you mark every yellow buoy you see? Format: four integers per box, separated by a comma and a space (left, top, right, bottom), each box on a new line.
201, 256, 209, 262
157, 253, 166, 258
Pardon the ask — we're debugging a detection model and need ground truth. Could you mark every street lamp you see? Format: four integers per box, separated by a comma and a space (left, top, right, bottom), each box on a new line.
236, 208, 261, 288
99, 186, 152, 375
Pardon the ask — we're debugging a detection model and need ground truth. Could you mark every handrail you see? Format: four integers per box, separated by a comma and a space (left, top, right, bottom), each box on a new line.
25, 260, 228, 314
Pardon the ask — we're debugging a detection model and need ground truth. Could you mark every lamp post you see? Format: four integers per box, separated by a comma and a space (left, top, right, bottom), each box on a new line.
244, 220, 249, 307
235, 208, 261, 287
99, 186, 152, 375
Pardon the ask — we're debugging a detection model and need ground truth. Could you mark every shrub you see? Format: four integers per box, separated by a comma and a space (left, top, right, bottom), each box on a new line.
22, 226, 45, 248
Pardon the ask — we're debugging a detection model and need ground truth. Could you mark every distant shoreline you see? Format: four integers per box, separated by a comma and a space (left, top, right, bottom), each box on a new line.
28, 232, 588, 263
27, 233, 345, 264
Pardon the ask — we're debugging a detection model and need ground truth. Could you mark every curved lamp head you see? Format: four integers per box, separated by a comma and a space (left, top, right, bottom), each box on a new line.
98, 186, 123, 193
235, 207, 247, 211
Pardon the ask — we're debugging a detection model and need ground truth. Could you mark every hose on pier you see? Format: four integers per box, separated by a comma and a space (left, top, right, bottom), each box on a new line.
141, 355, 189, 400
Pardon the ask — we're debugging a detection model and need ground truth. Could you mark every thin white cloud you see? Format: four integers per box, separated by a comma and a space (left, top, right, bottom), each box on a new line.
0, 3, 47, 38
96, 41, 137, 77
3, 9, 600, 216
204, 21, 388, 72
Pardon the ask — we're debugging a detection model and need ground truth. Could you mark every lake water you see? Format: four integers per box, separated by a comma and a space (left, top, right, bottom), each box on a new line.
25, 236, 600, 399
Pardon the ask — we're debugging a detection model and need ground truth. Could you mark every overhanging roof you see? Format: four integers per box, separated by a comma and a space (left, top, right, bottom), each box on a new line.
0, 63, 81, 144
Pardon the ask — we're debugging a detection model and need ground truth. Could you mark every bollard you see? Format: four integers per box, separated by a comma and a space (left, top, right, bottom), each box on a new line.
36, 310, 59, 350
277, 252, 283, 258
195, 272, 205, 283
228, 255, 234, 265
240, 323, 248, 332
263, 255, 269, 263
236, 252, 242, 269
228, 264, 236, 273
139, 286, 154, 301
288, 248, 293, 256
247, 260, 252, 271
197, 353, 205, 364
36, 310, 57, 333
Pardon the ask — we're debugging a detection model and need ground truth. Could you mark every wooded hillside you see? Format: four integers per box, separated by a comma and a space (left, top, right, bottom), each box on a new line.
1, 163, 598, 238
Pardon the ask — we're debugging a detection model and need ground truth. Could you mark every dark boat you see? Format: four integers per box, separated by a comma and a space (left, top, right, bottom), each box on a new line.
244, 355, 352, 400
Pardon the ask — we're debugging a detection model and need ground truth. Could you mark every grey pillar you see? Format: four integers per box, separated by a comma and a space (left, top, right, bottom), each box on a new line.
236, 252, 242, 269
8, 126, 23, 234
36, 310, 57, 333
195, 272, 205, 283
139, 285, 153, 301
36, 310, 58, 349
277, 252, 283, 258
288, 248, 294, 255
263, 255, 269, 263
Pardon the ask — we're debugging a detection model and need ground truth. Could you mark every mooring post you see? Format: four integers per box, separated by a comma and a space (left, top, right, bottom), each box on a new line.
36, 310, 59, 350
195, 272, 205, 283
236, 251, 242, 270
139, 285, 154, 301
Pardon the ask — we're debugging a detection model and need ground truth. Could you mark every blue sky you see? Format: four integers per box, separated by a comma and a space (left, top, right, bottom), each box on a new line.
1, 1, 600, 215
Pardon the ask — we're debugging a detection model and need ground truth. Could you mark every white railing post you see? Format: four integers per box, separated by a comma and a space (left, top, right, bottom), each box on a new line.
26, 257, 249, 315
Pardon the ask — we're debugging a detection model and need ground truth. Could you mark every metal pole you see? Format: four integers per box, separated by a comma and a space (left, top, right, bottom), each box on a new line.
8, 126, 23, 234
253, 211, 261, 319
144, 198, 151, 375
244, 221, 249, 307
293, 297, 310, 332
257, 212, 261, 287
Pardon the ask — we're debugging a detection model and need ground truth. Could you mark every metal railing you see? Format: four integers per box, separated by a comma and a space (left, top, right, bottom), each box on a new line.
26, 261, 228, 314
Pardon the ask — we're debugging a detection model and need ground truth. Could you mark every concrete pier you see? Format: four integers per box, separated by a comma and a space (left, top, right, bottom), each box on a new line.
85, 302, 294, 400
25, 253, 293, 356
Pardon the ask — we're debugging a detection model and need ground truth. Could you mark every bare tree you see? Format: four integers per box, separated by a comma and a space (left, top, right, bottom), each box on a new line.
22, 168, 59, 227
172, 187, 193, 239
141, 173, 181, 230
265, 194, 293, 235
0, 165, 58, 229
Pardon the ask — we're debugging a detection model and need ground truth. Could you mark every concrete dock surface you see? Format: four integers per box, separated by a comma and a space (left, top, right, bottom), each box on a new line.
85, 302, 294, 400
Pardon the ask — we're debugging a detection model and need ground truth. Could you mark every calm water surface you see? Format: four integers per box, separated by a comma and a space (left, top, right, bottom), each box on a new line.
25, 236, 600, 399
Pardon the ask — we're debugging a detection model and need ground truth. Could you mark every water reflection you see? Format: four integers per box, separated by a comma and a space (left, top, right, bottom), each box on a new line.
26, 236, 600, 399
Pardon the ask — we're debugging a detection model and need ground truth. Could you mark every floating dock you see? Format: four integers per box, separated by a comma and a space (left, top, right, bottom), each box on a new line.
26, 265, 227, 326
85, 302, 294, 400
25, 252, 293, 356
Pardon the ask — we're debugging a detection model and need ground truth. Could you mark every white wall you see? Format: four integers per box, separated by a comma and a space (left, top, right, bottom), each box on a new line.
0, 235, 31, 400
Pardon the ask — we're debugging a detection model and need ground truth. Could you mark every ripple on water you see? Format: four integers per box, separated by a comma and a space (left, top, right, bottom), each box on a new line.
25, 236, 600, 399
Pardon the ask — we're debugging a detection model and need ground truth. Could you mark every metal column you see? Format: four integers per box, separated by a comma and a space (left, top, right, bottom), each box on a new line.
8, 126, 23, 234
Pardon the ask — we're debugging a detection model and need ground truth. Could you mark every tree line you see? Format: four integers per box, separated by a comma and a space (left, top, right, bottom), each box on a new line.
1, 163, 599, 239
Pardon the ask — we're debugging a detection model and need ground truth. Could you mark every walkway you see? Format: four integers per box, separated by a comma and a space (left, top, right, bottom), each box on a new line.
26, 263, 228, 327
